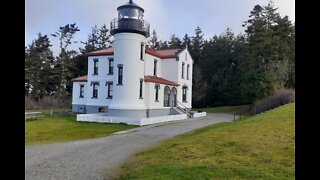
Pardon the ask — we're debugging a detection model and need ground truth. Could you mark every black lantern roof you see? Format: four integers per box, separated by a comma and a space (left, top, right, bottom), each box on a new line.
117, 0, 144, 13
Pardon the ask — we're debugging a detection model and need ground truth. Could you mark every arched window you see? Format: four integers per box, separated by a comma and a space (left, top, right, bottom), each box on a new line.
163, 86, 170, 107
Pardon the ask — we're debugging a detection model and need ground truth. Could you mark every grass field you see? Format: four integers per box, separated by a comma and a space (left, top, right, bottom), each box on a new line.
194, 104, 250, 114
117, 103, 295, 179
25, 109, 137, 146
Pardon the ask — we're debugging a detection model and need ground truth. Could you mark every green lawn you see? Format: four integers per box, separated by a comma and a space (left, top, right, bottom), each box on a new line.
117, 103, 295, 179
194, 104, 250, 114
25, 109, 137, 146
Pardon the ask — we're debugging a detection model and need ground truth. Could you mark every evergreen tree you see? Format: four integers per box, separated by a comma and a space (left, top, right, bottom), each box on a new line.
182, 33, 191, 48
159, 41, 169, 50
241, 4, 276, 101
147, 30, 161, 49
168, 34, 182, 48
240, 1, 295, 101
190, 26, 204, 65
190, 26, 205, 107
192, 66, 208, 107
75, 24, 113, 77
25, 33, 56, 100
80, 25, 100, 53
201, 29, 243, 106
51, 23, 80, 97
98, 24, 113, 49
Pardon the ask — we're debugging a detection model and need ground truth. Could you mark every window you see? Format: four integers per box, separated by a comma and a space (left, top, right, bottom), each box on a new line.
155, 84, 160, 102
99, 107, 105, 112
140, 43, 144, 60
93, 59, 98, 75
117, 64, 123, 85
185, 53, 187, 60
139, 79, 143, 99
182, 63, 185, 79
79, 85, 84, 98
108, 58, 114, 75
106, 82, 113, 99
153, 59, 157, 76
182, 86, 188, 102
91, 82, 99, 98
187, 64, 190, 80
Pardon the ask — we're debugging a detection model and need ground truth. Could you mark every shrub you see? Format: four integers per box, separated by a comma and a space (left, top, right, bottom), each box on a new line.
250, 88, 295, 115
25, 96, 71, 110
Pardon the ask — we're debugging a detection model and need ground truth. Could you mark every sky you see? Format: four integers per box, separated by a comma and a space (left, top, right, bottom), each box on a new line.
25, 0, 295, 56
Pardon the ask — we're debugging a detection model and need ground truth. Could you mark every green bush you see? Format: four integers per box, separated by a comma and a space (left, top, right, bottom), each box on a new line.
25, 96, 71, 110
250, 88, 294, 115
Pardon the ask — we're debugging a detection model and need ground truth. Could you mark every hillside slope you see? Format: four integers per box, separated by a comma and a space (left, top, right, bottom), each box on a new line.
118, 103, 295, 179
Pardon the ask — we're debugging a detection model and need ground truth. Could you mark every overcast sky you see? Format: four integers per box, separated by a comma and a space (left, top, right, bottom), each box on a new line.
25, 0, 295, 55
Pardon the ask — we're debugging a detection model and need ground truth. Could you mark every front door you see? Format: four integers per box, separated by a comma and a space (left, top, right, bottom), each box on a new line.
170, 87, 177, 107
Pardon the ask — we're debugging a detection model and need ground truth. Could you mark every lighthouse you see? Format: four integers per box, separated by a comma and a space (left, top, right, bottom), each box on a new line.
71, 0, 198, 124
108, 0, 150, 116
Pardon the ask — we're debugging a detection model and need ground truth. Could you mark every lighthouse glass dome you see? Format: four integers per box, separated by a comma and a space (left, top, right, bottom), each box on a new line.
110, 0, 150, 37
118, 7, 143, 20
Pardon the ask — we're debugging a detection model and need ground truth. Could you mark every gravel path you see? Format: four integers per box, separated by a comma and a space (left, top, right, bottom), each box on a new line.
25, 113, 234, 180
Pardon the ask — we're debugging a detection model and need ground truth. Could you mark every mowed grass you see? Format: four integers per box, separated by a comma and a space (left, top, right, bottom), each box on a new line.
194, 104, 250, 114
25, 109, 137, 146
118, 103, 295, 179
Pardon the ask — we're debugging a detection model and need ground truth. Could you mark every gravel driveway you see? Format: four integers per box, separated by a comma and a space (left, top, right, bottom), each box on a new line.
25, 113, 234, 180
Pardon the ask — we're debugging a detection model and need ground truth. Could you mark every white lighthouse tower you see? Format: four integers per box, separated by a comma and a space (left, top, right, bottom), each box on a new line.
108, 0, 150, 117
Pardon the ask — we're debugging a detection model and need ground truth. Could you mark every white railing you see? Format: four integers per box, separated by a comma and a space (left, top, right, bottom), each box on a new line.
176, 101, 193, 118
25, 112, 43, 120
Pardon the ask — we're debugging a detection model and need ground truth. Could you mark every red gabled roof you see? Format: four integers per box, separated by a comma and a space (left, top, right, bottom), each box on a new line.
86, 48, 114, 56
144, 75, 180, 86
154, 48, 180, 59
71, 75, 87, 82
87, 47, 181, 59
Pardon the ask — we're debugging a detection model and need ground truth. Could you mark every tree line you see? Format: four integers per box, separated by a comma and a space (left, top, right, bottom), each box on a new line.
25, 2, 294, 108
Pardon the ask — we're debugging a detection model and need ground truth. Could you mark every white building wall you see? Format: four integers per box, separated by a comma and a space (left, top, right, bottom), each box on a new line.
146, 82, 164, 109
144, 82, 151, 107
72, 82, 87, 105
108, 33, 146, 110
72, 47, 193, 111
86, 55, 114, 107
176, 49, 193, 109
144, 54, 162, 77
161, 58, 179, 82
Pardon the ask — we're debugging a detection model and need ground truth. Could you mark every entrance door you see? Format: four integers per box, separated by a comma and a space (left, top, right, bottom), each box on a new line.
164, 86, 170, 107
170, 87, 177, 107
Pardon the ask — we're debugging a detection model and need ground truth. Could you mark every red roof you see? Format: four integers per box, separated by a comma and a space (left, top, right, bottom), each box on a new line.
71, 75, 87, 82
87, 47, 181, 59
86, 48, 114, 56
154, 49, 180, 59
144, 75, 180, 86
72, 75, 179, 86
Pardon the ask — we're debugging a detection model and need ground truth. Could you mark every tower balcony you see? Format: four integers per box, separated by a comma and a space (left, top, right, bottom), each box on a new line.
110, 18, 150, 37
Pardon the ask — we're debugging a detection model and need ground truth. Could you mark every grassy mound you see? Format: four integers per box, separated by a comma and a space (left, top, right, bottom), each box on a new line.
118, 103, 295, 179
